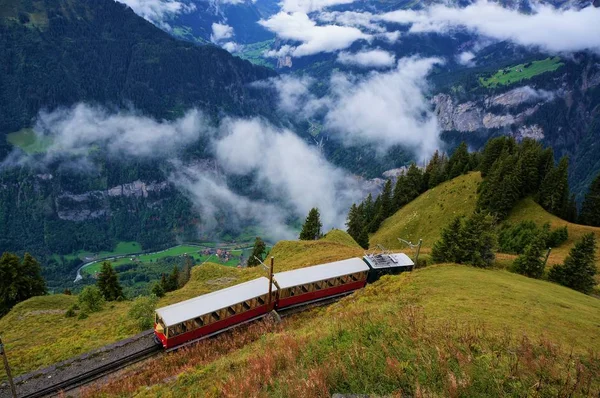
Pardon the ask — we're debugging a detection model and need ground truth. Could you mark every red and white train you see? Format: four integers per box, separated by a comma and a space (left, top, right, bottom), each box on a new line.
154, 253, 413, 349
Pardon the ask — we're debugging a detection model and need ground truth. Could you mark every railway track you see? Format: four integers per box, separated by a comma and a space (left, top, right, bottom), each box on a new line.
8, 291, 350, 397
20, 345, 161, 398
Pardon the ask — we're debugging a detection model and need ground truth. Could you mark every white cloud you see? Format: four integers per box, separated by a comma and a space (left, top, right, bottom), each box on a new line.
265, 75, 329, 117
116, 0, 196, 27
318, 11, 384, 32
210, 23, 234, 43
337, 49, 396, 68
377, 1, 600, 54
266, 57, 442, 160
456, 51, 475, 66
213, 118, 363, 229
35, 104, 207, 159
221, 41, 243, 53
280, 0, 359, 13
325, 57, 442, 161
169, 163, 297, 241
259, 12, 370, 57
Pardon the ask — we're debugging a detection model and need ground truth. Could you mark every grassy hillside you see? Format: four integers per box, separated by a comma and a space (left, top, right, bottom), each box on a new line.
0, 231, 362, 377
370, 172, 482, 250
84, 264, 600, 397
506, 197, 600, 269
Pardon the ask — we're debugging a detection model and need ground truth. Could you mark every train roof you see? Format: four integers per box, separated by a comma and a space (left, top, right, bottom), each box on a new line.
155, 277, 275, 327
273, 258, 370, 289
363, 253, 414, 269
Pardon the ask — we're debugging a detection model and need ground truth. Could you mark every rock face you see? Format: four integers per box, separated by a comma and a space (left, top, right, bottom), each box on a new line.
432, 85, 555, 135
56, 180, 170, 221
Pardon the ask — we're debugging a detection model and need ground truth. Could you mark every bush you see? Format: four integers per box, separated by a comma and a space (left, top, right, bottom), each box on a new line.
128, 295, 159, 331
547, 226, 568, 247
77, 312, 89, 320
498, 221, 540, 254
65, 306, 76, 318
78, 285, 105, 313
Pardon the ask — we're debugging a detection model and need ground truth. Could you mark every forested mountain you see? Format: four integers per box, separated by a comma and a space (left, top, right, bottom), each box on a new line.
0, 0, 280, 290
0, 0, 276, 134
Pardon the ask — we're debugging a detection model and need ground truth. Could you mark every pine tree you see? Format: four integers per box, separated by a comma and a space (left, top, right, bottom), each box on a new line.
480, 137, 513, 177
346, 204, 369, 249
432, 216, 465, 264
579, 173, 600, 227
362, 193, 374, 222
392, 172, 408, 212
446, 142, 471, 179
516, 139, 543, 195
477, 149, 521, 219
167, 265, 180, 291
432, 212, 496, 267
159, 273, 169, 293
247, 237, 267, 267
151, 282, 165, 298
423, 150, 447, 190
538, 156, 570, 218
179, 256, 193, 287
548, 233, 597, 294
379, 179, 393, 219
461, 212, 496, 268
513, 234, 547, 278
299, 208, 323, 240
97, 261, 123, 301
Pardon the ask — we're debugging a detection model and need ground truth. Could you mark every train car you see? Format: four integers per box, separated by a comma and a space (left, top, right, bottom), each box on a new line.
274, 258, 370, 310
154, 277, 277, 349
363, 252, 414, 283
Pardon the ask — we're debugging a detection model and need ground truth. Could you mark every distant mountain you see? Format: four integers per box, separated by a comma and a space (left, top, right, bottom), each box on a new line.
0, 0, 277, 134
166, 0, 277, 45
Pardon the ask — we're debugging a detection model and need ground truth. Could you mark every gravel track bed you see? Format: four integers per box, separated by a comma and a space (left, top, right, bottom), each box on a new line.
0, 330, 158, 398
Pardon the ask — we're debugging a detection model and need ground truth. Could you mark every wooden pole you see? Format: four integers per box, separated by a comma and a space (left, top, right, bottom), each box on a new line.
543, 247, 552, 267
267, 256, 274, 306
414, 239, 423, 267
0, 336, 17, 398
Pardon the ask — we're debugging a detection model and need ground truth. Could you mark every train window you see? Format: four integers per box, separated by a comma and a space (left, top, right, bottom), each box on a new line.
257, 295, 265, 305
227, 307, 236, 316
242, 301, 251, 310
211, 312, 221, 322
194, 317, 204, 328
301, 285, 309, 293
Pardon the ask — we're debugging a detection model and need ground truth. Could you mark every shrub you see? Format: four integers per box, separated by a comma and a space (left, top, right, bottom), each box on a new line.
547, 226, 568, 247
65, 305, 76, 318
78, 285, 105, 313
128, 295, 159, 331
77, 312, 89, 320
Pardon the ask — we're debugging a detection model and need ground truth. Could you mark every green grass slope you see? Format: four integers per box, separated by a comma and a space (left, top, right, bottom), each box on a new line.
0, 232, 363, 378
370, 172, 482, 250
86, 264, 600, 397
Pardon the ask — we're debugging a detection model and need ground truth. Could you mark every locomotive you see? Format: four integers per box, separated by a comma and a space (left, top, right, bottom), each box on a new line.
154, 252, 413, 349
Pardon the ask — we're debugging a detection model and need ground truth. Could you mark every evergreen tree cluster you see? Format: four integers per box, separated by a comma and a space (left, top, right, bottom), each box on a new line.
431, 212, 497, 268
0, 252, 47, 316
152, 262, 191, 298
498, 221, 568, 254
477, 137, 576, 221
549, 233, 597, 294
346, 143, 478, 248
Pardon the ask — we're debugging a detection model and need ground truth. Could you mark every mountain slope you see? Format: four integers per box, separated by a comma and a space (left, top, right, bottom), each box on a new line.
369, 172, 600, 273
90, 265, 600, 397
370, 172, 482, 250
0, 0, 276, 134
0, 230, 363, 376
